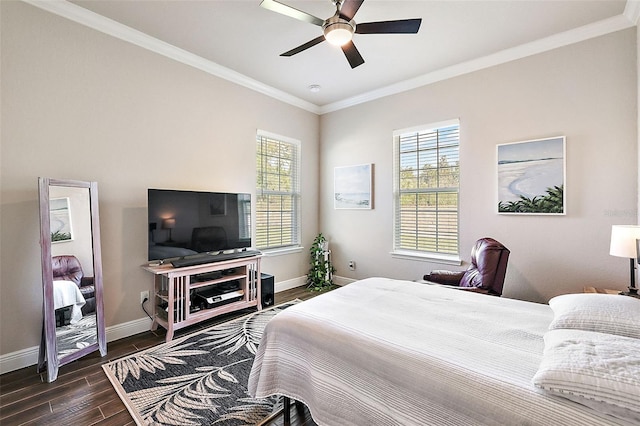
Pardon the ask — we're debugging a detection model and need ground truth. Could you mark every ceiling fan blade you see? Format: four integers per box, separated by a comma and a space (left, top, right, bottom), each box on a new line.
339, 0, 364, 21
281, 35, 326, 57
355, 18, 422, 34
260, 0, 324, 26
341, 41, 365, 69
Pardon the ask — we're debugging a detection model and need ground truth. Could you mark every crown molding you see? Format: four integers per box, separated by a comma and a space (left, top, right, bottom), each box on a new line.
21, 0, 636, 116
21, 0, 322, 115
624, 0, 640, 25
319, 13, 635, 114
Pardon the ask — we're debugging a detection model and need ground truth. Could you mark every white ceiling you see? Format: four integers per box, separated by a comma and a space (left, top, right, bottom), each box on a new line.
28, 1, 638, 114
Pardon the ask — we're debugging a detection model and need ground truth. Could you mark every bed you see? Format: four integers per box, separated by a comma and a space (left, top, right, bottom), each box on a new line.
148, 243, 198, 261
248, 277, 640, 425
53, 279, 86, 324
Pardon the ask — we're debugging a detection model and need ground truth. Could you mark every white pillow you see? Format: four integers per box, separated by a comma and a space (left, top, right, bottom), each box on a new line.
548, 293, 640, 339
533, 328, 640, 423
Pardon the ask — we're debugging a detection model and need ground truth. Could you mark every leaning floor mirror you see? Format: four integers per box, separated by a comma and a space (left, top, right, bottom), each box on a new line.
37, 177, 107, 382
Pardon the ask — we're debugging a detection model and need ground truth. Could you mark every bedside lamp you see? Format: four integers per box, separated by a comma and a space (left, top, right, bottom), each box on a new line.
162, 218, 176, 242
609, 225, 640, 297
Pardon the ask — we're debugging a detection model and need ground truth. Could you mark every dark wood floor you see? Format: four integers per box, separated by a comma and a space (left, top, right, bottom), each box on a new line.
0, 286, 320, 426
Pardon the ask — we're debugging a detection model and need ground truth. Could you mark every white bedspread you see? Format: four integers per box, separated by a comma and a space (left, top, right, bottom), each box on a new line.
53, 280, 85, 324
248, 277, 632, 425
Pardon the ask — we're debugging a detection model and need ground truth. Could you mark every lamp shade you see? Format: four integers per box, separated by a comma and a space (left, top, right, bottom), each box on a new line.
162, 218, 176, 229
324, 24, 353, 46
323, 16, 355, 47
609, 225, 640, 258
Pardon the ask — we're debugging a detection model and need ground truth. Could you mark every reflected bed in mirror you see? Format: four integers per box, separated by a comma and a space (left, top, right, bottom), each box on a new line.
37, 178, 106, 382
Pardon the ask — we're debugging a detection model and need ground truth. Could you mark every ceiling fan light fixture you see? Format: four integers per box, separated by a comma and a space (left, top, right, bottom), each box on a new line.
263, 0, 421, 69
323, 16, 354, 46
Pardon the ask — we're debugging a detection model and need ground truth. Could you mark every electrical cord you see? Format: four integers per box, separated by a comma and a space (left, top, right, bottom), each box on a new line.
141, 297, 153, 320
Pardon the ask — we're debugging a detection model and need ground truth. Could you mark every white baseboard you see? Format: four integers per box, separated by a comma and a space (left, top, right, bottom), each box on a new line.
1, 277, 315, 375
106, 316, 154, 342
332, 275, 356, 286
0, 316, 155, 375
274, 276, 307, 292
0, 346, 40, 376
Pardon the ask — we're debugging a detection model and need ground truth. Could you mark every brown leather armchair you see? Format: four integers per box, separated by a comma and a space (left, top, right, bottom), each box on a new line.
52, 255, 96, 314
423, 237, 510, 296
191, 226, 228, 252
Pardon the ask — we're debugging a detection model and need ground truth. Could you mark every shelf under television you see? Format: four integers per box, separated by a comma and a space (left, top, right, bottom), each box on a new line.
143, 254, 262, 342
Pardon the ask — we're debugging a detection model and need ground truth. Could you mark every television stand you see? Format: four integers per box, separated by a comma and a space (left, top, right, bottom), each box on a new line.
142, 254, 262, 342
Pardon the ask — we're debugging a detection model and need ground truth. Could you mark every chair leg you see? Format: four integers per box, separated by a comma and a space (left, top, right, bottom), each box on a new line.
256, 396, 289, 426
294, 400, 305, 419
283, 396, 291, 426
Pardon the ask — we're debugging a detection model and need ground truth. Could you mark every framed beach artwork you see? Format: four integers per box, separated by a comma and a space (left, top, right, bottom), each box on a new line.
334, 164, 373, 209
497, 136, 566, 215
209, 193, 227, 216
50, 197, 73, 242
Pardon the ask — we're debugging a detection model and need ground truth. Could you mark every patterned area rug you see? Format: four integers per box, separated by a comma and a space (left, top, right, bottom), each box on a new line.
103, 301, 298, 425
57, 312, 97, 358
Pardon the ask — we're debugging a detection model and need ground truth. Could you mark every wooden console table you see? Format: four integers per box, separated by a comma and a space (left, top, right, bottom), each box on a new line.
142, 255, 262, 342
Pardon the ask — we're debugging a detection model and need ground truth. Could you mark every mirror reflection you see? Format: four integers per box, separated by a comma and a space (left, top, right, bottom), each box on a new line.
38, 178, 106, 382
50, 185, 97, 358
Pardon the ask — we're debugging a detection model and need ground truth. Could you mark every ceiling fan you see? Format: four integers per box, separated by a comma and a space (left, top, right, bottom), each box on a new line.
260, 0, 422, 69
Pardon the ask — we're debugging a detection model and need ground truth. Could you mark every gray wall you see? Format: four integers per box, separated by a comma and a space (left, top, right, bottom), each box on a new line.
0, 1, 319, 358
0, 1, 637, 370
320, 29, 637, 303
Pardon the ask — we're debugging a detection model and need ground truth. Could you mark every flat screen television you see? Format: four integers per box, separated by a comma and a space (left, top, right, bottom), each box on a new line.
148, 189, 252, 261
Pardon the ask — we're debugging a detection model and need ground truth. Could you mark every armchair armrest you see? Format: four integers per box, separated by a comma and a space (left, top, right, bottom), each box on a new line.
423, 270, 465, 286
80, 276, 94, 287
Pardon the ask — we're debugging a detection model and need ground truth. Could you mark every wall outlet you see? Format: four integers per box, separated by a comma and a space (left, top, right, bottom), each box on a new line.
348, 260, 356, 271
140, 290, 149, 304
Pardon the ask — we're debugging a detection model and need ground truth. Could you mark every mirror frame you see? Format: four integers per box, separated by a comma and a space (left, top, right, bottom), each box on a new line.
37, 177, 106, 382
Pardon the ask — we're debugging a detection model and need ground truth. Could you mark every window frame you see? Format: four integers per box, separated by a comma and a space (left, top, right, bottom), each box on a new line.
391, 119, 461, 265
255, 130, 302, 253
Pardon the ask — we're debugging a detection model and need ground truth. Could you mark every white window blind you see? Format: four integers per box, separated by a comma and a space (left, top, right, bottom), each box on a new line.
238, 195, 251, 240
393, 120, 460, 256
256, 131, 301, 250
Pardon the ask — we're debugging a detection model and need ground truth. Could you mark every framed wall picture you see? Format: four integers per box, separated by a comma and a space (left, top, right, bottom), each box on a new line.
497, 136, 566, 215
50, 197, 73, 242
334, 164, 373, 209
209, 193, 227, 216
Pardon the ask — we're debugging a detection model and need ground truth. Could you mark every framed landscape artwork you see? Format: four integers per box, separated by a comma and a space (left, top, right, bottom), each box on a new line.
50, 197, 73, 242
497, 136, 566, 215
209, 193, 227, 216
334, 164, 373, 209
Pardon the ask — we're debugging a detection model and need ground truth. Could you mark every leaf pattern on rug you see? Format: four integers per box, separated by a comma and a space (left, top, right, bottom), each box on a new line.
56, 313, 98, 358
137, 366, 241, 423
212, 395, 280, 425
103, 301, 299, 426
113, 340, 210, 383
198, 305, 286, 356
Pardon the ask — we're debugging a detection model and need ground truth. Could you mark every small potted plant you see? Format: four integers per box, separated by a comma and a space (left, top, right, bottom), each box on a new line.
307, 233, 336, 291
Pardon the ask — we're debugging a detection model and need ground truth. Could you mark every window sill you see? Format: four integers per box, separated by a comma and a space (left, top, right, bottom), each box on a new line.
261, 246, 304, 257
390, 250, 462, 266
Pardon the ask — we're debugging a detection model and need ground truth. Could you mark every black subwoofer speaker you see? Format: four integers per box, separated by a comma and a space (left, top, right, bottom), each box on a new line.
261, 273, 275, 308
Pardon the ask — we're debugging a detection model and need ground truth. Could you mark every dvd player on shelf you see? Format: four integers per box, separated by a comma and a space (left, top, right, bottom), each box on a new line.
194, 286, 244, 309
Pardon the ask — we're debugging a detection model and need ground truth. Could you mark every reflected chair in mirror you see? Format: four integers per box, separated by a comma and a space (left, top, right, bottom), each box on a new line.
191, 226, 227, 252
52, 255, 96, 315
423, 237, 510, 296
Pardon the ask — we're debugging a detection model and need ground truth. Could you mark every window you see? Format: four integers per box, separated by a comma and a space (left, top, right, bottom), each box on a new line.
238, 195, 251, 240
393, 120, 460, 258
256, 130, 301, 250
